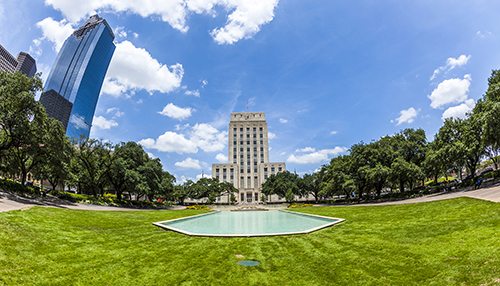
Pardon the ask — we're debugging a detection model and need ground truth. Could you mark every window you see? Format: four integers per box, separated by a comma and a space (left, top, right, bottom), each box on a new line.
247, 140, 250, 145
240, 147, 243, 152
247, 147, 250, 152
271, 167, 275, 174
254, 168, 257, 173
260, 147, 263, 151
247, 134, 250, 138
215, 169, 219, 179
253, 141, 256, 145
240, 177, 244, 188
233, 140, 237, 145
254, 193, 259, 202
260, 140, 263, 145
247, 176, 251, 188
241, 193, 245, 201
260, 134, 263, 138
254, 177, 258, 187
259, 127, 263, 131
253, 127, 256, 131
240, 128, 243, 132
278, 167, 282, 172
233, 155, 237, 159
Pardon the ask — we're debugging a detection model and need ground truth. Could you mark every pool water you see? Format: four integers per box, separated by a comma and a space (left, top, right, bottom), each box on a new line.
153, 210, 344, 237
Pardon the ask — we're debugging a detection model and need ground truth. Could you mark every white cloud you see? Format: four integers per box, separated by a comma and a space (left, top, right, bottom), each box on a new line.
279, 118, 288, 123
295, 147, 316, 153
428, 74, 471, 109
215, 153, 228, 162
441, 99, 475, 121
175, 157, 202, 169
45, 0, 279, 45
190, 123, 227, 152
268, 132, 276, 139
394, 107, 420, 126
36, 17, 74, 52
431, 55, 471, 80
201, 80, 208, 87
106, 107, 124, 117
209, 0, 279, 44
330, 131, 338, 135
138, 123, 226, 154
279, 152, 286, 156
158, 103, 193, 120
196, 172, 211, 181
185, 90, 200, 97
92, 116, 118, 130
476, 31, 492, 38
287, 147, 347, 164
115, 26, 127, 38
147, 152, 157, 159
133, 32, 139, 38
138, 132, 198, 154
102, 41, 184, 97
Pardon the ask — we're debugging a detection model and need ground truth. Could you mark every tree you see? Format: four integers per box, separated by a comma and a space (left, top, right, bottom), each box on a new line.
261, 171, 299, 203
173, 180, 194, 205
71, 137, 112, 197
0, 71, 44, 154
32, 118, 74, 190
320, 155, 354, 199
298, 171, 325, 202
108, 141, 148, 200
220, 182, 238, 204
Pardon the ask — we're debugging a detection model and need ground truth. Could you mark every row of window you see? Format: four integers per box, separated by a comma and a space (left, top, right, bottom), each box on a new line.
215, 166, 284, 182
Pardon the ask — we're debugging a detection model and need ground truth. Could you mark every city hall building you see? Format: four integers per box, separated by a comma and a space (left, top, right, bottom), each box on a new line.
212, 112, 286, 204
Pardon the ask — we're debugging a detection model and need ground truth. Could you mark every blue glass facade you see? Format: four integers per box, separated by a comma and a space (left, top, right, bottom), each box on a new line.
41, 15, 115, 139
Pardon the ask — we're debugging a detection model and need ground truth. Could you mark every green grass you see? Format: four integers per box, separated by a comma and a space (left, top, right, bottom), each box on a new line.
1, 198, 500, 285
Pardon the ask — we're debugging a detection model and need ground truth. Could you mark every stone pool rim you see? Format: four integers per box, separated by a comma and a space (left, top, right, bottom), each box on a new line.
152, 209, 345, 237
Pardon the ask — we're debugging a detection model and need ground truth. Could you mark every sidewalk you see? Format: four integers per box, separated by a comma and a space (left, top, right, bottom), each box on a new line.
0, 191, 185, 213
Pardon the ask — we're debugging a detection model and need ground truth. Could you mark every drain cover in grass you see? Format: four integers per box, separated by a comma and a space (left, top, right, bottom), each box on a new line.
237, 260, 260, 266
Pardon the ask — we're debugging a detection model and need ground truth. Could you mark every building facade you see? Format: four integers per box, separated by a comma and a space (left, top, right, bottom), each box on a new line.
39, 15, 115, 139
212, 112, 286, 204
0, 44, 37, 77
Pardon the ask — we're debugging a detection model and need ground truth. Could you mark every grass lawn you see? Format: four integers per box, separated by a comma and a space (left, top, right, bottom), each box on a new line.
1, 198, 500, 285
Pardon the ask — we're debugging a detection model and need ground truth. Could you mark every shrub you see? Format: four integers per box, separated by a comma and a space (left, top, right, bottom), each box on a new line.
186, 205, 211, 210
288, 203, 313, 208
0, 178, 40, 197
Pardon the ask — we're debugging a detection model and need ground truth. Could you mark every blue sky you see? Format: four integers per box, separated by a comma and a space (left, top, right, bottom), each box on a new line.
1, 0, 500, 183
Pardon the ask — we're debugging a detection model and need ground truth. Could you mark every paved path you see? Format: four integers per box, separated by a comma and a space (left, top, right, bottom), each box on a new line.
1, 185, 500, 213
0, 191, 185, 213
318, 185, 500, 207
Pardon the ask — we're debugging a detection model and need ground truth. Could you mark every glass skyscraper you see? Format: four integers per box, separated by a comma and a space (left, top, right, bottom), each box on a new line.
40, 15, 115, 138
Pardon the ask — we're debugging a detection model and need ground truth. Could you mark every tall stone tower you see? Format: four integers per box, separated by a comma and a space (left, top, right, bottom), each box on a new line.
212, 112, 286, 204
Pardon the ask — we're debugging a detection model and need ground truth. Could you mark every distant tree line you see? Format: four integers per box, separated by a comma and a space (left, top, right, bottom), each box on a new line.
261, 70, 500, 202
0, 71, 237, 203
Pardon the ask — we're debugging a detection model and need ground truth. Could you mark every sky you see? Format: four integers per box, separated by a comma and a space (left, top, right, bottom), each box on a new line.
1, 0, 500, 183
